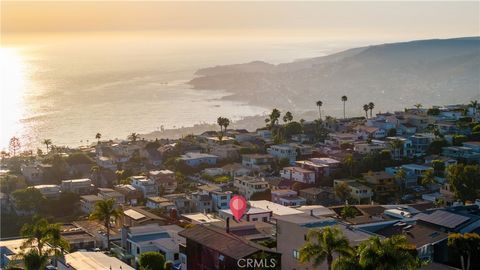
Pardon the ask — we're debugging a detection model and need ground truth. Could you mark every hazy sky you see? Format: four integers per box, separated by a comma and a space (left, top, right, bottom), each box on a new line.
1, 1, 479, 40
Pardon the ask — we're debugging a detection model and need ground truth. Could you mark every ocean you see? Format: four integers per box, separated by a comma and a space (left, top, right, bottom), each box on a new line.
0, 33, 370, 150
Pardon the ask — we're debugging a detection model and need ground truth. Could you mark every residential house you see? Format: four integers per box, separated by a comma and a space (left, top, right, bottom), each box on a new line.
442, 145, 480, 163
234, 175, 270, 200
354, 142, 386, 154
267, 144, 297, 163
179, 225, 281, 270
58, 251, 134, 270
60, 224, 97, 251
280, 167, 315, 184
191, 192, 213, 213
121, 224, 185, 265
163, 193, 194, 214
219, 207, 273, 222
32, 184, 61, 199
334, 179, 373, 204
179, 152, 218, 167
97, 188, 125, 204
361, 171, 399, 203
325, 132, 359, 147
146, 196, 176, 212
299, 187, 336, 206
20, 163, 51, 184
271, 189, 306, 206
80, 195, 103, 214
130, 176, 157, 198
221, 163, 251, 177
114, 184, 143, 205
149, 170, 177, 194
276, 213, 371, 270
210, 144, 240, 160
256, 129, 272, 141
181, 212, 223, 225
354, 125, 387, 139
409, 133, 435, 156
241, 154, 274, 172
122, 206, 167, 227
61, 178, 94, 195
386, 164, 433, 188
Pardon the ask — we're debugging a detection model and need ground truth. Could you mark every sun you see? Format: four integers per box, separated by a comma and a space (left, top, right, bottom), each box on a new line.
0, 47, 26, 150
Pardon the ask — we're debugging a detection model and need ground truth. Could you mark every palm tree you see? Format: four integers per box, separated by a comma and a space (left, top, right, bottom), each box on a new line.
340, 205, 357, 220
357, 235, 419, 270
316, 100, 323, 120
300, 227, 352, 270
389, 139, 404, 160
363, 104, 369, 119
343, 154, 355, 177
421, 170, 436, 187
42, 139, 52, 154
95, 133, 102, 144
20, 217, 69, 257
448, 233, 480, 270
395, 168, 407, 198
341, 95, 348, 119
217, 117, 225, 141
89, 198, 121, 250
22, 250, 49, 270
128, 132, 139, 142
222, 118, 230, 133
368, 102, 375, 118
265, 108, 281, 129
470, 100, 478, 116
414, 103, 423, 110
283, 111, 293, 123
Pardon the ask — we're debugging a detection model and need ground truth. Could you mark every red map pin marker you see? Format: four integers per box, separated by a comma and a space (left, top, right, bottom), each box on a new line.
230, 195, 247, 221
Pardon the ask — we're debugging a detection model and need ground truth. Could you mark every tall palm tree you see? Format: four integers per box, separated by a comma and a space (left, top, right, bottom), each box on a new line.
357, 235, 419, 270
389, 139, 404, 160
42, 139, 52, 154
22, 250, 49, 270
20, 217, 69, 257
341, 96, 348, 119
89, 199, 121, 250
448, 233, 480, 270
300, 226, 352, 270
363, 104, 369, 119
95, 133, 102, 144
283, 111, 293, 123
343, 154, 355, 177
217, 117, 225, 141
222, 118, 230, 133
128, 132, 139, 142
414, 103, 423, 110
368, 102, 375, 118
265, 108, 281, 129
316, 100, 323, 120
470, 100, 478, 115
395, 168, 407, 198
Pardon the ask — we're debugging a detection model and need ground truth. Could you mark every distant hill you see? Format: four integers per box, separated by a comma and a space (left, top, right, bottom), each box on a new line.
189, 37, 480, 117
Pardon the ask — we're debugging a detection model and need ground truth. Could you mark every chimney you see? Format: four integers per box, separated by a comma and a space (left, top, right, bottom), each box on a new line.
226, 217, 230, 234
310, 209, 314, 216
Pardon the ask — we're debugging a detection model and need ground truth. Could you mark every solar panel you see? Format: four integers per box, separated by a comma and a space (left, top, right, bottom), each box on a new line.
417, 210, 470, 229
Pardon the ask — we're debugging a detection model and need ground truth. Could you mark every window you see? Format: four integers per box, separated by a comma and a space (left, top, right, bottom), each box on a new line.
252, 218, 258, 221
293, 249, 300, 260
174, 253, 179, 260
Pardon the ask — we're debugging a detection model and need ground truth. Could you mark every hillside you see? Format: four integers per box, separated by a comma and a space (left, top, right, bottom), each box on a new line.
189, 37, 480, 117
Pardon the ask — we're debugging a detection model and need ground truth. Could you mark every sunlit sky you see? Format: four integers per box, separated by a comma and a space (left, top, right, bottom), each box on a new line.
2, 1, 479, 42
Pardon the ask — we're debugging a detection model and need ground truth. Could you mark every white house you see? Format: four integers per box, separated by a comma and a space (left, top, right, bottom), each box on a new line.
130, 176, 157, 198
267, 144, 297, 163
280, 167, 315, 184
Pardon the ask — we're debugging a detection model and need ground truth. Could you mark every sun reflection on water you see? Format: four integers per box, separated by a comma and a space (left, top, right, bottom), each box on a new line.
1, 48, 27, 151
